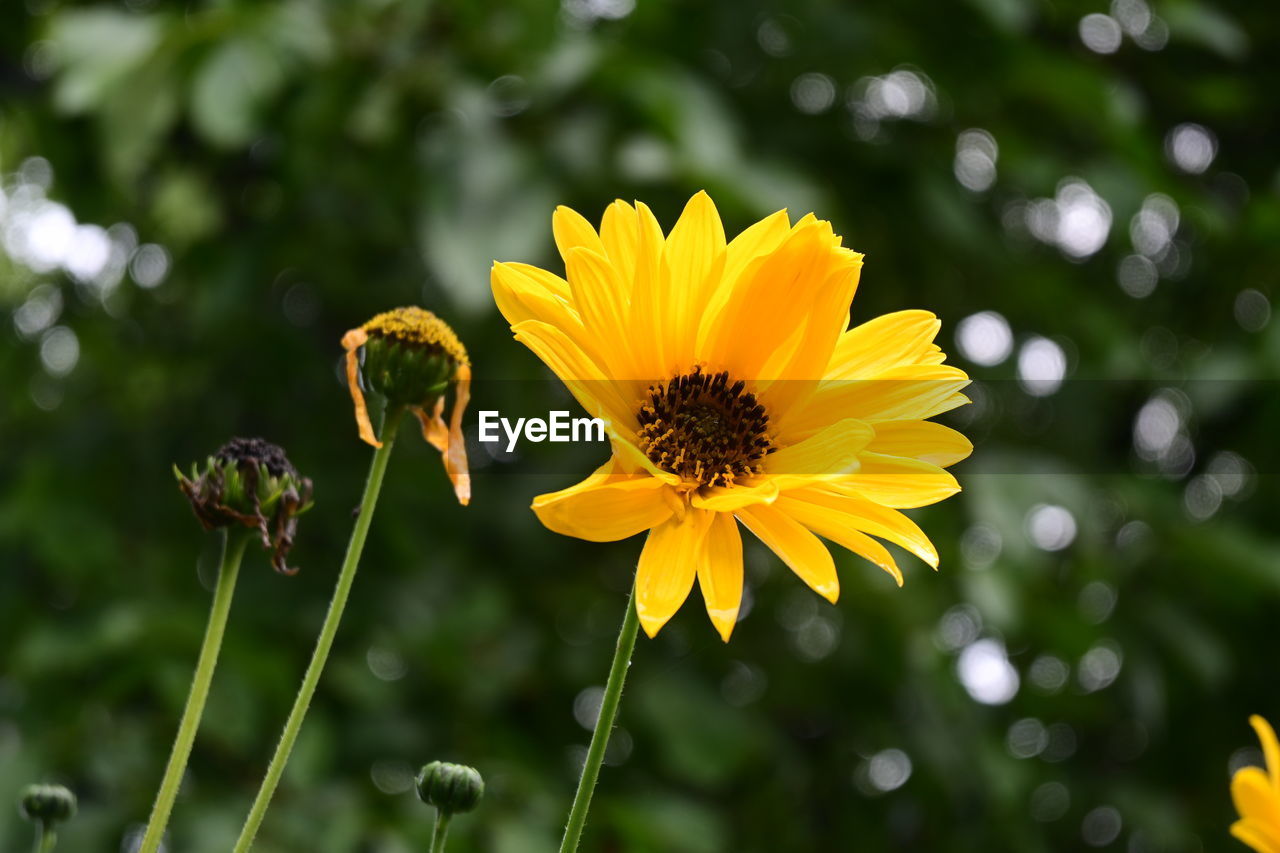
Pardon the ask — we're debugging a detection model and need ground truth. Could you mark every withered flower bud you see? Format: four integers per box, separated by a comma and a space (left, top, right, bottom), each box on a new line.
175, 437, 313, 573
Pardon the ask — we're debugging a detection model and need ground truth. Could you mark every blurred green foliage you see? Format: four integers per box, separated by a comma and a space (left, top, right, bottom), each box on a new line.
3, 0, 1280, 851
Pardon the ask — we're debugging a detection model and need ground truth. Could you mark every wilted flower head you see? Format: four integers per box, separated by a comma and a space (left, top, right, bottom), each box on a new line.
175, 437, 313, 574
342, 306, 471, 505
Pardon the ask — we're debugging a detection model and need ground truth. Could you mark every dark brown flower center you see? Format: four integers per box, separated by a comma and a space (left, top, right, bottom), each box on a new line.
637, 366, 774, 487
215, 436, 296, 478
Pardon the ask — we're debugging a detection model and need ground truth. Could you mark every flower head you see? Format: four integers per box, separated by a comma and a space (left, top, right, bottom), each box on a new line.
1232, 715, 1280, 852
176, 437, 313, 573
492, 192, 970, 641
343, 307, 471, 505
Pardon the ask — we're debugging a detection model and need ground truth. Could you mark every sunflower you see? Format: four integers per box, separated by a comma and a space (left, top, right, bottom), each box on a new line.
1232, 715, 1280, 852
491, 192, 970, 640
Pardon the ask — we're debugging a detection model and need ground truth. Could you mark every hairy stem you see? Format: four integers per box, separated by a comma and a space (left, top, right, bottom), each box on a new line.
139, 529, 249, 853
232, 408, 404, 852
558, 584, 640, 853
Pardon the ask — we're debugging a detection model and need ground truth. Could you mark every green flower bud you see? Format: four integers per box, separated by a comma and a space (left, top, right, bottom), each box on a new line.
175, 437, 314, 574
415, 761, 484, 815
19, 784, 76, 825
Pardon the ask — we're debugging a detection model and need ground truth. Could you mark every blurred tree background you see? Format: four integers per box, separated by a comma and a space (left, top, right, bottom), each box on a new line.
2, 0, 1279, 850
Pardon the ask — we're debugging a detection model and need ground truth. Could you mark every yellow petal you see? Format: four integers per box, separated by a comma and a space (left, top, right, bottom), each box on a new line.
664, 191, 727, 368
635, 509, 713, 637
417, 396, 448, 453
552, 204, 606, 260
760, 249, 862, 396
777, 364, 970, 441
533, 460, 673, 542
697, 512, 744, 642
626, 201, 672, 377
764, 418, 875, 484
1232, 819, 1280, 853
341, 327, 381, 448
737, 503, 839, 603
772, 494, 903, 586
778, 488, 939, 568
867, 420, 974, 468
826, 310, 942, 380
511, 319, 638, 432
443, 364, 472, 505
721, 209, 791, 291
491, 261, 579, 334
832, 452, 962, 509
600, 200, 640, 287
1253, 715, 1280, 792
703, 217, 852, 381
564, 246, 636, 378
1232, 767, 1280, 849
691, 479, 779, 512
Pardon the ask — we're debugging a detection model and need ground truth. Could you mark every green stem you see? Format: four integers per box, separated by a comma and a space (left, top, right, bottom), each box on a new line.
429, 812, 452, 853
34, 822, 56, 853
232, 409, 404, 852
139, 529, 249, 853
558, 584, 640, 853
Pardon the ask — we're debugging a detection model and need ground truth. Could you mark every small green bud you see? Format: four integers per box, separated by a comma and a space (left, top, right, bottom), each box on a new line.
415, 761, 484, 815
175, 437, 313, 574
19, 784, 76, 825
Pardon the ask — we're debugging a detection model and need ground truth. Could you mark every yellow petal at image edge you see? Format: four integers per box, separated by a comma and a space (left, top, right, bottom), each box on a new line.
1233, 820, 1280, 853
1251, 715, 1280, 791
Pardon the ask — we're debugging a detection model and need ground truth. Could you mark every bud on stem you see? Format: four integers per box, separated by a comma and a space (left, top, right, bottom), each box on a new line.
416, 761, 484, 853
19, 784, 76, 853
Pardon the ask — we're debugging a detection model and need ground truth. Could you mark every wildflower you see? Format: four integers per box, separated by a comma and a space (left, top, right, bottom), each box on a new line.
343, 306, 471, 505
1232, 715, 1280, 852
492, 192, 970, 641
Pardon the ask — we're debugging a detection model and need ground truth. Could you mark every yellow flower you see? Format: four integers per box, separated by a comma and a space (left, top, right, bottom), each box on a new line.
1232, 715, 1280, 852
491, 192, 971, 640
342, 306, 472, 505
